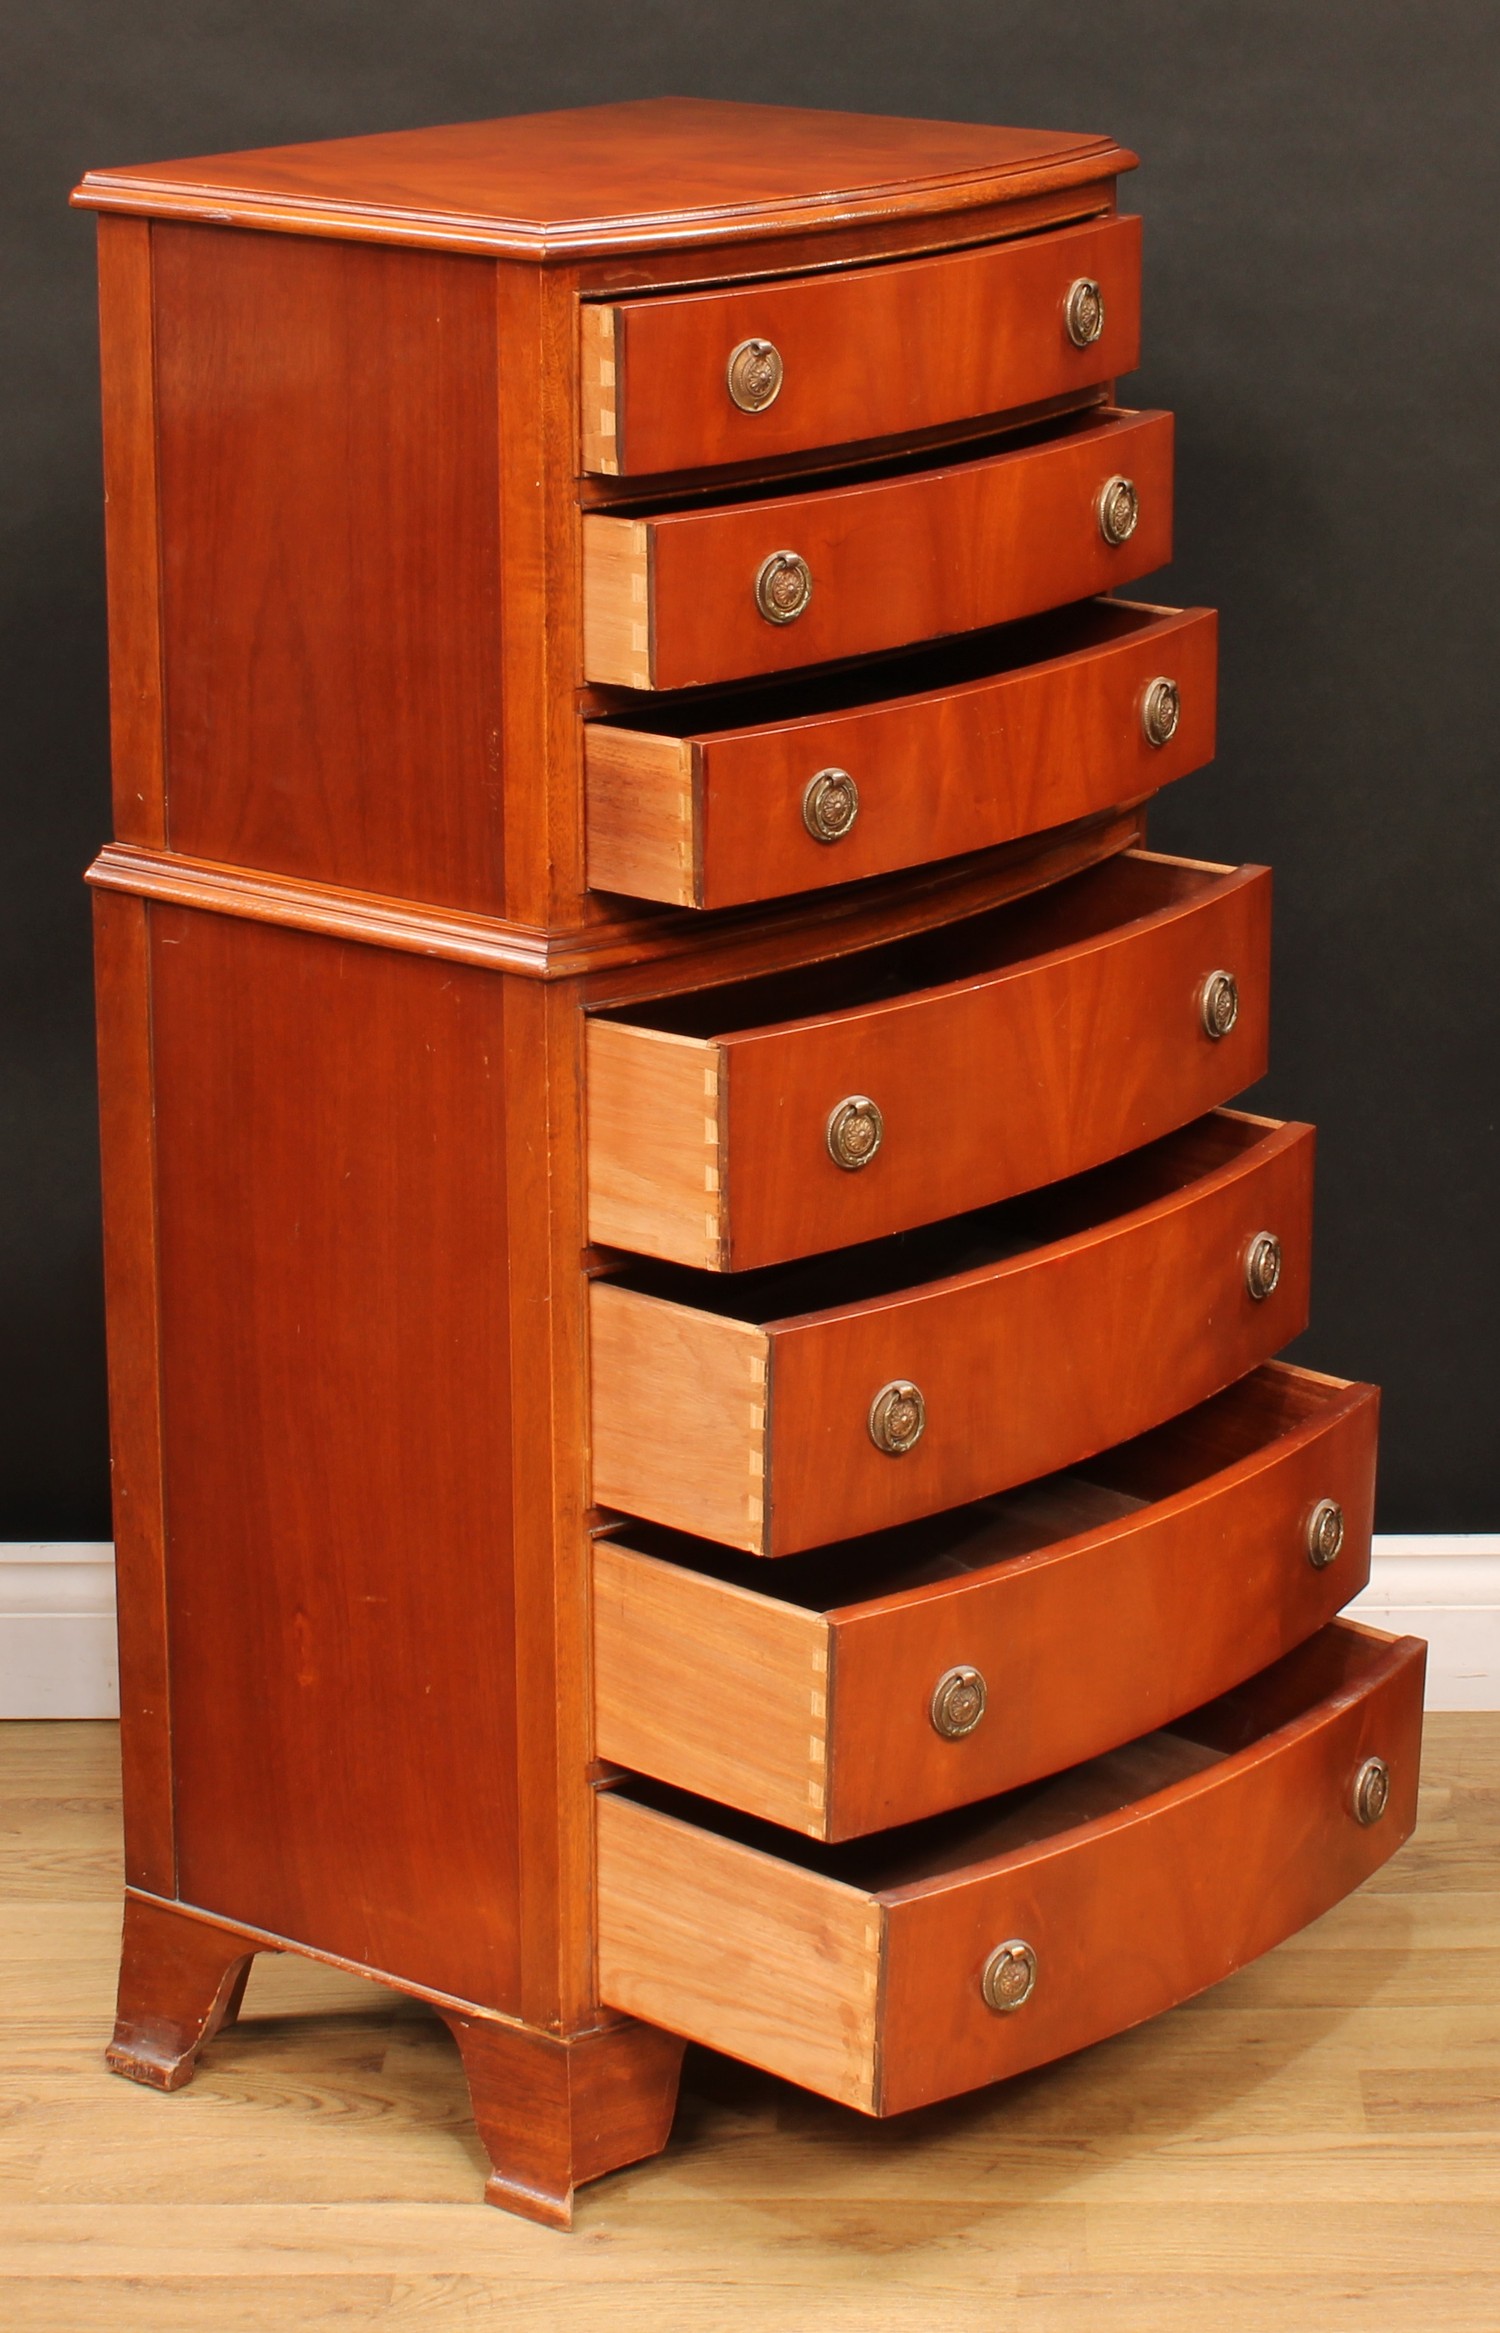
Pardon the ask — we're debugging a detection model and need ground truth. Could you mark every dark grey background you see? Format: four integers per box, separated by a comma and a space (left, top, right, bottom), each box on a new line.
3, 1, 1496, 1534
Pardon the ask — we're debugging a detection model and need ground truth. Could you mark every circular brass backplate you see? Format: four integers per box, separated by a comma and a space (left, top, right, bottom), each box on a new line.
1097, 474, 1140, 546
1200, 969, 1241, 1040
1306, 1497, 1346, 1569
1064, 276, 1106, 348
1244, 1230, 1283, 1302
868, 1379, 925, 1456
1352, 1754, 1391, 1826
1141, 675, 1181, 747
827, 1095, 884, 1172
803, 768, 859, 843
755, 549, 813, 624
931, 1665, 988, 1740
727, 337, 784, 413
981, 1939, 1038, 2013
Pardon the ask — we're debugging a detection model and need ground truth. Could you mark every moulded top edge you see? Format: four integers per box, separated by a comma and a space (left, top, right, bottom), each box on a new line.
70, 95, 1136, 261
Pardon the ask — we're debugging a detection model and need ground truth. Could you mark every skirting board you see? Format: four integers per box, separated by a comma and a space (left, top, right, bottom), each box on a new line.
1, 1539, 1498, 1718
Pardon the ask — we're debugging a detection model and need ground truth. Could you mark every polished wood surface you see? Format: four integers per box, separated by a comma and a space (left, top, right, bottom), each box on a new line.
598, 1625, 1425, 2113
73, 97, 1134, 261
150, 224, 505, 915
585, 599, 1218, 910
586, 212, 1141, 476
593, 1364, 1379, 1837
588, 850, 1270, 1269
591, 1113, 1314, 1555
95, 218, 166, 848
145, 908, 524, 2008
584, 406, 1174, 689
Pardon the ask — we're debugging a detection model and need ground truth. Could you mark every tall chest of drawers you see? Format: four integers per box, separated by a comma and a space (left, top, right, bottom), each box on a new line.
75, 97, 1425, 2227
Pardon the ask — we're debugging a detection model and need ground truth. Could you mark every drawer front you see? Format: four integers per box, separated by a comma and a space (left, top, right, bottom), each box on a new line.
590, 1114, 1315, 1555
596, 1624, 1425, 2113
583, 213, 1142, 477
589, 852, 1271, 1272
583, 408, 1173, 690
586, 599, 1217, 910
592, 1366, 1380, 1838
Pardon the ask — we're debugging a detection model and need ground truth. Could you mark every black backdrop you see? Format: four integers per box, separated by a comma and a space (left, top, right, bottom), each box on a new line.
4, 1, 1497, 1535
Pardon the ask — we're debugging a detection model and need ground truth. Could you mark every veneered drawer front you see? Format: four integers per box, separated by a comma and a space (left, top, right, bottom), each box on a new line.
589, 850, 1270, 1271
586, 598, 1217, 910
596, 1624, 1425, 2114
593, 1366, 1380, 1838
583, 213, 1142, 477
589, 1111, 1314, 1555
583, 407, 1173, 690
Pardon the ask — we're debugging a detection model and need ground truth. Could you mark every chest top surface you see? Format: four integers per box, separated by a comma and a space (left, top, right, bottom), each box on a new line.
71, 95, 1134, 260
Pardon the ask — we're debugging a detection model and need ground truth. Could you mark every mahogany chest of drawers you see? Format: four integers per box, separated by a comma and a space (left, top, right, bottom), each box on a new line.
74, 96, 1425, 2227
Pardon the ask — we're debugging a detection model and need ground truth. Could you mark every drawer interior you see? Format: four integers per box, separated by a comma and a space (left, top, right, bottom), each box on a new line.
603, 1622, 1400, 1892
601, 1109, 1279, 1323
594, 849, 1234, 1040
604, 1363, 1356, 1609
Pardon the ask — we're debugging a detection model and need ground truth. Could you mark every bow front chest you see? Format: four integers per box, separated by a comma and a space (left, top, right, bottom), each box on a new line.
74, 97, 1424, 2226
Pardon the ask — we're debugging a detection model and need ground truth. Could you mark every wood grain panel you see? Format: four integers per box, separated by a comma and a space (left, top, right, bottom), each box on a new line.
150, 224, 504, 913
591, 212, 1141, 475
592, 1533, 830, 1831
582, 406, 1173, 689
588, 1283, 769, 1550
95, 216, 167, 846
91, 890, 174, 1893
147, 910, 522, 2010
591, 1112, 1313, 1555
586, 598, 1217, 910
591, 1364, 1380, 1838
595, 1787, 883, 2110
589, 850, 1270, 1270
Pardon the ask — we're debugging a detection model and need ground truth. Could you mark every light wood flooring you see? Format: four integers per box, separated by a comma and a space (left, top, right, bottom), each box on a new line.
2, 1717, 1498, 2331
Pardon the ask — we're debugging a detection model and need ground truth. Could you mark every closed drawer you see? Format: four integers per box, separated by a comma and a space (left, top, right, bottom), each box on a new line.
581, 213, 1142, 477
594, 1364, 1378, 1838
587, 597, 1217, 909
583, 407, 1172, 690
597, 1621, 1425, 2113
589, 1109, 1313, 1555
589, 849, 1269, 1271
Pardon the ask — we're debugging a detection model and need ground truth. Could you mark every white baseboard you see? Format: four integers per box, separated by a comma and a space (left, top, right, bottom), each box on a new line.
0, 1544, 119, 1718
2, 1539, 1498, 1719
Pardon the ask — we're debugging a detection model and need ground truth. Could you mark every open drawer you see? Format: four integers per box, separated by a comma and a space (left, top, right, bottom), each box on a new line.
588, 847, 1269, 1270
596, 1621, 1426, 2113
585, 598, 1217, 911
593, 1364, 1380, 1837
589, 1110, 1314, 1555
582, 406, 1173, 689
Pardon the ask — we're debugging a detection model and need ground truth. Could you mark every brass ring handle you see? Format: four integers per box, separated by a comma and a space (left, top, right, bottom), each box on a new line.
1199, 969, 1240, 1040
827, 1095, 884, 1172
1141, 675, 1181, 747
803, 768, 859, 842
1064, 276, 1106, 348
868, 1379, 925, 1456
1351, 1755, 1391, 1826
1306, 1498, 1346, 1569
930, 1666, 987, 1739
755, 550, 813, 625
981, 1940, 1038, 2013
1097, 474, 1140, 546
1244, 1230, 1283, 1302
727, 337, 784, 413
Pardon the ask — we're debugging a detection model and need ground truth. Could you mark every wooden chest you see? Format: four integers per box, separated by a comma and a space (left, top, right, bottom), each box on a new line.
74, 96, 1424, 2227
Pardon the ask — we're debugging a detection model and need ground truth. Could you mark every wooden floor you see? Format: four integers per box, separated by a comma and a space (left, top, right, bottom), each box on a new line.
2, 1720, 1498, 2331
